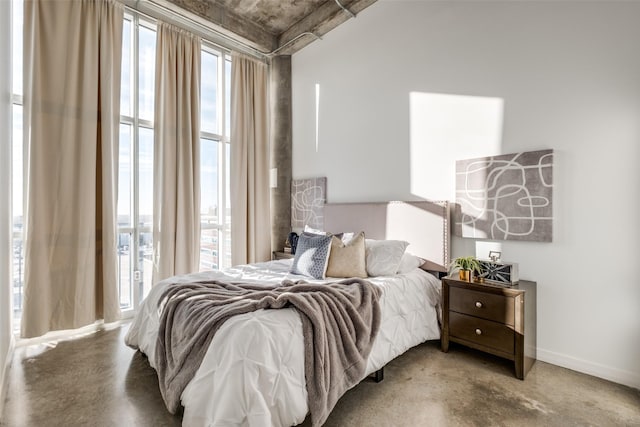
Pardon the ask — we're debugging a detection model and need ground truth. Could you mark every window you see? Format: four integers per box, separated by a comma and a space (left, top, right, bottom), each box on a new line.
117, 14, 156, 312
9, 3, 234, 327
199, 47, 232, 272
118, 13, 234, 307
11, 0, 24, 332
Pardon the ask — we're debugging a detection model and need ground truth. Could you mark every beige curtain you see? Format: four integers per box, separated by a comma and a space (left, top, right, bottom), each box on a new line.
152, 23, 201, 283
22, 0, 123, 337
230, 53, 271, 265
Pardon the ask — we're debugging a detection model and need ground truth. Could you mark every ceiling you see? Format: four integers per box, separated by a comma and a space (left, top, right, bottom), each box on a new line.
217, 0, 328, 35
162, 0, 378, 56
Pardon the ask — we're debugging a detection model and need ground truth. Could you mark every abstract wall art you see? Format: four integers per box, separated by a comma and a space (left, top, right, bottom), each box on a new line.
291, 177, 327, 232
454, 149, 553, 242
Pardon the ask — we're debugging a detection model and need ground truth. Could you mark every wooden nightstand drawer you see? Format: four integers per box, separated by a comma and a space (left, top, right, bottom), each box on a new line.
449, 312, 514, 355
441, 277, 537, 380
450, 287, 515, 326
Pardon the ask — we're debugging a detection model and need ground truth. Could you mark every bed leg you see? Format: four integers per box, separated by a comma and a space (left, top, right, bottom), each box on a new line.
373, 368, 384, 383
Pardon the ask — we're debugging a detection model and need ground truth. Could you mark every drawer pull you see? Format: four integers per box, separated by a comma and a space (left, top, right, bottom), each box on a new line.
475, 301, 483, 308
475, 328, 482, 335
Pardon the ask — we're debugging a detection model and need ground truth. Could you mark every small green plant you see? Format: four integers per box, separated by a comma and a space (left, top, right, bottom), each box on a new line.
450, 256, 481, 274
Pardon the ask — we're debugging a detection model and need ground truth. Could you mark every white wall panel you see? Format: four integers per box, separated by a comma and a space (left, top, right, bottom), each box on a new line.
292, 0, 640, 388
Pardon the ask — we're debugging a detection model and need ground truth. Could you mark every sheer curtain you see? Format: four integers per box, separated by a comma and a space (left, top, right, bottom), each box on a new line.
22, 0, 123, 337
230, 53, 271, 265
152, 23, 201, 283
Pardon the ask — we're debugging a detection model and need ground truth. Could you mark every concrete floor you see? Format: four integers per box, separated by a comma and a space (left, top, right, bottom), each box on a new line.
1, 325, 639, 427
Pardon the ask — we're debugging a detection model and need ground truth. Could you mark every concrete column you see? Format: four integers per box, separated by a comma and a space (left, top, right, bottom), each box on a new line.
269, 56, 292, 253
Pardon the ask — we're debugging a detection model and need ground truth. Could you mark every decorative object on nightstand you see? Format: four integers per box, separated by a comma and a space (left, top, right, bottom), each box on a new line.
441, 276, 537, 380
450, 256, 481, 282
287, 232, 299, 254
477, 251, 519, 286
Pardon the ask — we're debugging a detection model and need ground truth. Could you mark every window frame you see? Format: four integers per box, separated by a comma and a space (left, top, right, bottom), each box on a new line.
199, 42, 232, 273
10, 95, 23, 332
117, 12, 158, 317
11, 0, 24, 333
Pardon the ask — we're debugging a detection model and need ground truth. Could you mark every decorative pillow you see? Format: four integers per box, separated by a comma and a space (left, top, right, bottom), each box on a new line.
325, 231, 367, 278
397, 252, 425, 274
365, 239, 409, 276
290, 233, 333, 279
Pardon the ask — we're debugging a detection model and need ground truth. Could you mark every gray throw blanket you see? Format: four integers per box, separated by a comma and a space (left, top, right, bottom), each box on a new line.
155, 278, 382, 426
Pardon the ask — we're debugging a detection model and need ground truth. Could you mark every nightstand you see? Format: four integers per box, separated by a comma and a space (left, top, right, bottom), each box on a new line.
441, 276, 537, 379
272, 251, 294, 260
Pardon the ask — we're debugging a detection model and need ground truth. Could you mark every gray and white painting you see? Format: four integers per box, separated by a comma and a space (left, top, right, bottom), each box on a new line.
455, 149, 553, 242
291, 177, 327, 232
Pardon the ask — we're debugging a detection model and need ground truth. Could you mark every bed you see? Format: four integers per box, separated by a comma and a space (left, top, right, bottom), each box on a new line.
125, 200, 450, 426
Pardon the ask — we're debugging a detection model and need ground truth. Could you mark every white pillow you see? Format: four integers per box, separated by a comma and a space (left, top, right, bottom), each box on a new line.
397, 252, 425, 274
304, 224, 327, 235
365, 239, 409, 276
339, 232, 355, 243
304, 225, 355, 243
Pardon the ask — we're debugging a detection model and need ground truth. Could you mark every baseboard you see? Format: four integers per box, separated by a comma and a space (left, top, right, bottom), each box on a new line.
537, 347, 640, 390
0, 334, 15, 419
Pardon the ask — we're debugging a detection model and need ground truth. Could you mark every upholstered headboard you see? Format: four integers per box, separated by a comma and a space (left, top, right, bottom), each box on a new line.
323, 201, 450, 273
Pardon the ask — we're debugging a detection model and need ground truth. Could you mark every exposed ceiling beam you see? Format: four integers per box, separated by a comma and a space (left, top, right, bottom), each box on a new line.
148, 0, 379, 57
161, 0, 279, 52
276, 0, 378, 55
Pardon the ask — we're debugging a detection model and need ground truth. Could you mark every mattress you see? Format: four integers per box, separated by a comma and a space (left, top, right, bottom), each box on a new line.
125, 259, 442, 426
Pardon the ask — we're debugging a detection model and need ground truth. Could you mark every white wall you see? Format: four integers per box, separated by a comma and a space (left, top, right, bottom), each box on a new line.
292, 0, 640, 388
0, 0, 14, 416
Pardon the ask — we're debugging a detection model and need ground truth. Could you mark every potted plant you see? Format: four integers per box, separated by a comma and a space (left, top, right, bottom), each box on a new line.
450, 256, 481, 282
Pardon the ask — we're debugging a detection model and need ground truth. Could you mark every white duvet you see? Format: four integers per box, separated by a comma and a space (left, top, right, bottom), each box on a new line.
125, 259, 441, 427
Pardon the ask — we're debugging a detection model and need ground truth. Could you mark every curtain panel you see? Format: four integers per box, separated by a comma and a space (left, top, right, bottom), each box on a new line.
22, 0, 123, 337
230, 53, 271, 265
152, 23, 201, 283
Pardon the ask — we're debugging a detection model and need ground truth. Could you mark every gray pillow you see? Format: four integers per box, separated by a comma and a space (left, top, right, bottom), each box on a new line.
290, 233, 333, 279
